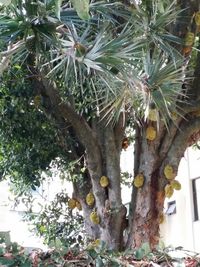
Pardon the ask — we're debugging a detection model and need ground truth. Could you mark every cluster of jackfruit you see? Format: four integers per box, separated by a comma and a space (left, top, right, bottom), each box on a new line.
90, 210, 100, 225
146, 126, 157, 141
68, 198, 82, 210
163, 164, 181, 198
133, 173, 144, 188
100, 176, 109, 188
86, 192, 95, 206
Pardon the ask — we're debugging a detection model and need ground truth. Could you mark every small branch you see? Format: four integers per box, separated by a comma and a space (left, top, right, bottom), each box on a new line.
40, 76, 101, 160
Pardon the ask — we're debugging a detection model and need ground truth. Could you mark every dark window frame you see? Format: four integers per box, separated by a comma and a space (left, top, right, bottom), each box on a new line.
192, 178, 200, 221
166, 200, 176, 215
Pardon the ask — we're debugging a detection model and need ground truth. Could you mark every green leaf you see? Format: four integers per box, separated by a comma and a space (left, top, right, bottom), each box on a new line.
55, 0, 63, 20
70, 0, 90, 20
95, 257, 104, 267
0, 257, 16, 265
134, 242, 151, 260
0, 0, 11, 6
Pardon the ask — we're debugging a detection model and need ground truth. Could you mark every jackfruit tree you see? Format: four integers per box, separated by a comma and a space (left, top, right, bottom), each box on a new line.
0, 0, 200, 251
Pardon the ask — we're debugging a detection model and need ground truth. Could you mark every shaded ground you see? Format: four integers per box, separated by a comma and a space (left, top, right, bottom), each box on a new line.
0, 241, 200, 267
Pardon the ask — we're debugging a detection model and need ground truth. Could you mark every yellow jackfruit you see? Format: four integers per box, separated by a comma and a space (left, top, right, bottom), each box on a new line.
158, 213, 165, 224
90, 211, 100, 224
164, 164, 175, 180
146, 126, 156, 141
195, 11, 200, 26
164, 184, 174, 198
86, 192, 95, 206
76, 200, 82, 211
170, 180, 181, 191
92, 239, 100, 247
133, 174, 144, 188
68, 198, 76, 209
185, 32, 195, 47
87, 239, 101, 250
100, 176, 109, 188
148, 108, 158, 121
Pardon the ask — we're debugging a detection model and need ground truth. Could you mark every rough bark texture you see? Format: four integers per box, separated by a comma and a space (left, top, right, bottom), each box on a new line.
125, 0, 200, 250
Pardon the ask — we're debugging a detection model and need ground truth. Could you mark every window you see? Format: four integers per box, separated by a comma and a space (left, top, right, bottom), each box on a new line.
192, 177, 200, 221
166, 200, 176, 215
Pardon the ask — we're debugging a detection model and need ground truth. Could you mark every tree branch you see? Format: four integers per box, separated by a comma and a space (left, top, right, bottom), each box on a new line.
37, 75, 107, 209
164, 117, 200, 168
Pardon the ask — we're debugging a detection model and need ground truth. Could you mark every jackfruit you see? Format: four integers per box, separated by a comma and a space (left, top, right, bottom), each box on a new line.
182, 46, 192, 55
90, 211, 100, 224
185, 32, 195, 47
195, 11, 200, 26
170, 180, 181, 191
164, 184, 174, 198
146, 126, 156, 141
171, 112, 178, 121
86, 192, 95, 206
68, 198, 76, 209
34, 95, 42, 107
87, 239, 101, 250
75, 43, 87, 57
100, 176, 109, 188
94, 239, 100, 246
158, 213, 165, 224
133, 174, 144, 188
76, 200, 82, 210
164, 164, 175, 180
148, 108, 158, 121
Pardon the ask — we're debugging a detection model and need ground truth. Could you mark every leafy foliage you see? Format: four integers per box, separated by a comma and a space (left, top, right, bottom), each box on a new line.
1, 238, 199, 267
0, 0, 187, 125
0, 65, 67, 191
27, 191, 85, 249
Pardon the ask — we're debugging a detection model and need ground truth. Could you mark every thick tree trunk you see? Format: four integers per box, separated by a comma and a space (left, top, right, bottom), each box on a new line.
84, 124, 127, 251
